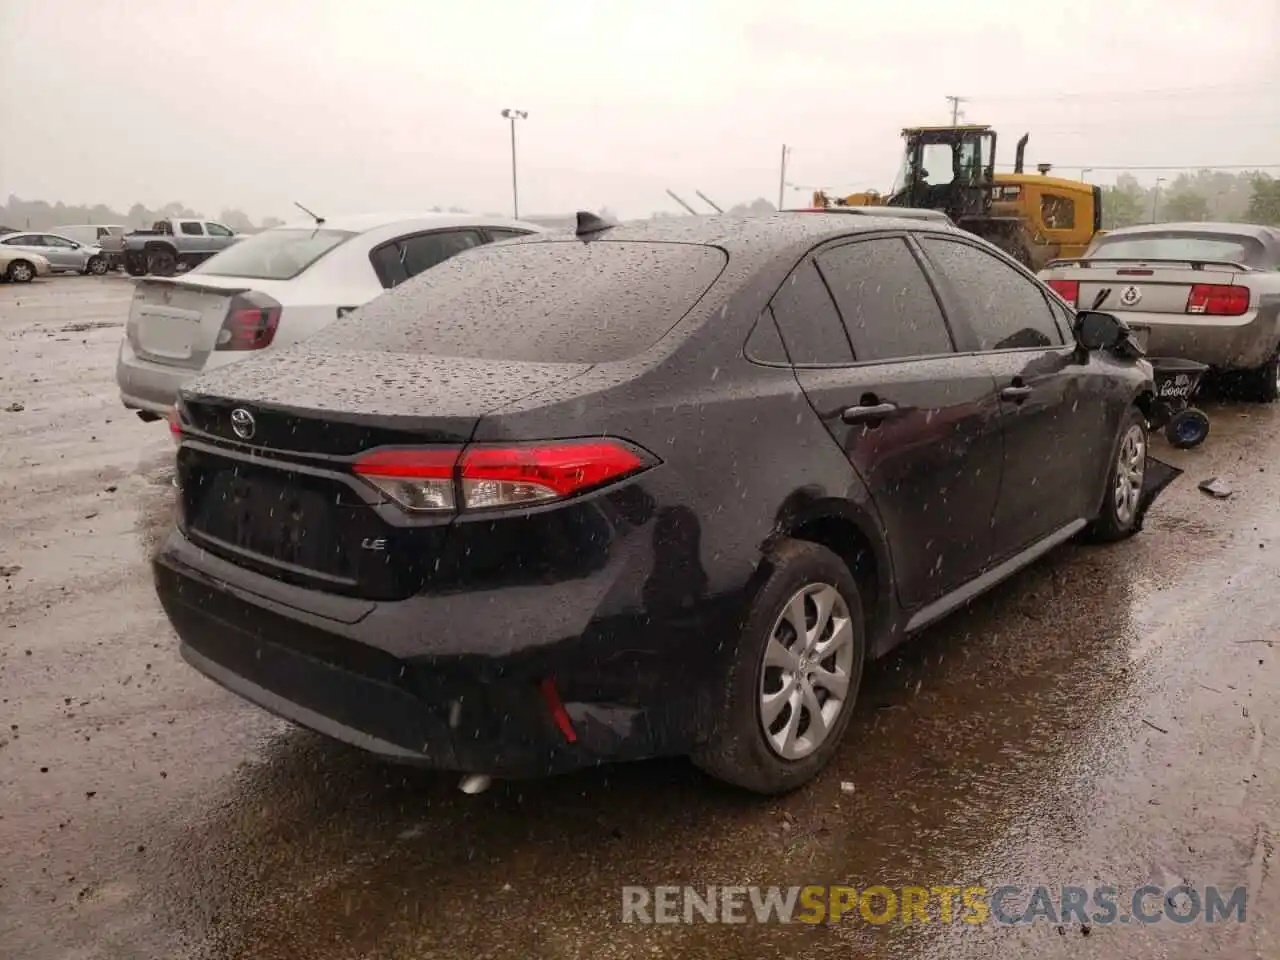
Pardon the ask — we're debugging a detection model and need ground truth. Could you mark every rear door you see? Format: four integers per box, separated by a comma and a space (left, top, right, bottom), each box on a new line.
42, 233, 86, 271
917, 235, 1111, 558
780, 234, 1004, 608
177, 220, 206, 255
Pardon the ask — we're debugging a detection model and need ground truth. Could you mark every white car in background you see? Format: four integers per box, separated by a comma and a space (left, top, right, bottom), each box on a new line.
115, 212, 546, 419
0, 244, 53, 283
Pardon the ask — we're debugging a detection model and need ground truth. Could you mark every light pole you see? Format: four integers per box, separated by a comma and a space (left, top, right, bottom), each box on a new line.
778, 145, 791, 210
1080, 167, 1093, 181
1151, 176, 1167, 223
500, 109, 528, 218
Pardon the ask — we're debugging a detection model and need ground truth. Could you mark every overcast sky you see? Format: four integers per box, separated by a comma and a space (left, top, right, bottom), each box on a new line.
1, 0, 1276, 221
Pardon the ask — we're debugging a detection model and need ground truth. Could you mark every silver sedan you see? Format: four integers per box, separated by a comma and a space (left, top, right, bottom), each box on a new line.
0, 231, 109, 275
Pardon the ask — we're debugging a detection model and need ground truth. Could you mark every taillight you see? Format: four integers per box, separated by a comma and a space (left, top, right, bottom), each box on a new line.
352, 439, 655, 513
1186, 283, 1249, 317
215, 292, 282, 351
165, 406, 182, 443
1047, 279, 1079, 306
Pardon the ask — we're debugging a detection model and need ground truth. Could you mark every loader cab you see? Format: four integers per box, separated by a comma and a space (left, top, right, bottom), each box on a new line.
888, 125, 997, 222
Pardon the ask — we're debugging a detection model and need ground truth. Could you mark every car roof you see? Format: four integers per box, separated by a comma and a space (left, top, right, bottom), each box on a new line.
1096, 221, 1280, 263
268, 211, 544, 234
520, 212, 961, 262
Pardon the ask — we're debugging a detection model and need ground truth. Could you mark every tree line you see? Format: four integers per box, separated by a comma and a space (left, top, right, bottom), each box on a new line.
0, 197, 474, 234
1099, 171, 1280, 229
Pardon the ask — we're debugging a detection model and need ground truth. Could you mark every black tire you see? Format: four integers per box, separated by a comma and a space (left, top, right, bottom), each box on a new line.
5, 259, 35, 283
1085, 407, 1148, 543
146, 246, 177, 276
124, 255, 146, 277
85, 255, 108, 276
1164, 408, 1210, 449
1244, 354, 1280, 403
692, 539, 866, 795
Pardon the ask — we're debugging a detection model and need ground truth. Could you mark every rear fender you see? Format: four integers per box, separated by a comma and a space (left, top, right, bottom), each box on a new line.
753, 489, 898, 657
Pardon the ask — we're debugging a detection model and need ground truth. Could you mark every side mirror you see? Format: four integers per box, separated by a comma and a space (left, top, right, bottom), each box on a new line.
1074, 310, 1126, 351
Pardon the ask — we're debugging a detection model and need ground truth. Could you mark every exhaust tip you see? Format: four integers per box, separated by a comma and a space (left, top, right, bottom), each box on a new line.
458, 774, 493, 795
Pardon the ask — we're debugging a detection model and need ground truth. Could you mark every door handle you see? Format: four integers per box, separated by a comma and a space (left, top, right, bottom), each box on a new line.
841, 402, 899, 424
1000, 385, 1034, 402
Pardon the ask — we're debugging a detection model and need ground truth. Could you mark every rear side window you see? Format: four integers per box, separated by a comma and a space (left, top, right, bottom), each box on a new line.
920, 238, 1063, 350
769, 259, 853, 365
179, 221, 203, 236
815, 237, 953, 362
370, 230, 485, 289
191, 228, 356, 280
324, 240, 726, 363
486, 229, 528, 241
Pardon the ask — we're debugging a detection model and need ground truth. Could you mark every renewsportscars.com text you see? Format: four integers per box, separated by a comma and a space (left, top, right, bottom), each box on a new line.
621, 884, 1248, 926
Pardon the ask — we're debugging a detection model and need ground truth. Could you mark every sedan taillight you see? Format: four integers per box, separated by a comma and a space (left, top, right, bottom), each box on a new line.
1186, 283, 1250, 317
215, 291, 282, 351
352, 439, 656, 513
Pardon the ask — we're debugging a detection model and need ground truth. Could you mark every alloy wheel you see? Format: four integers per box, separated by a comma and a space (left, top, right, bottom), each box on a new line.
758, 582, 855, 761
1114, 423, 1146, 526
9, 262, 32, 283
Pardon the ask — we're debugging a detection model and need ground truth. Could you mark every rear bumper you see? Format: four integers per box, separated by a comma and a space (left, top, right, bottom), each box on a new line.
1125, 305, 1280, 371
116, 339, 193, 414
153, 525, 728, 777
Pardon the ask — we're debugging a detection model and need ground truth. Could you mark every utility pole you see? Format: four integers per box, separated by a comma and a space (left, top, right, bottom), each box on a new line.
778, 145, 790, 210
1151, 177, 1167, 223
946, 95, 968, 125
500, 109, 528, 218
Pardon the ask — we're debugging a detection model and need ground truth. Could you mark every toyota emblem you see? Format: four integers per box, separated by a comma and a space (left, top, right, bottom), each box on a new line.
230, 407, 256, 440
1119, 285, 1143, 307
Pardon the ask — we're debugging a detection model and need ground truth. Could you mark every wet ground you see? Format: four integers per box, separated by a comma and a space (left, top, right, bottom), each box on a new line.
1, 277, 1276, 959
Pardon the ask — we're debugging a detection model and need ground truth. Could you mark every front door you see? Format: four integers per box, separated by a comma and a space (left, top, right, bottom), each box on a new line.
42, 234, 86, 271
774, 237, 1005, 608
915, 235, 1113, 558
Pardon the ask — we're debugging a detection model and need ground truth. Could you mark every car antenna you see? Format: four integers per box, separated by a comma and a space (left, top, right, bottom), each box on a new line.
575, 210, 617, 238
694, 190, 723, 214
293, 201, 326, 226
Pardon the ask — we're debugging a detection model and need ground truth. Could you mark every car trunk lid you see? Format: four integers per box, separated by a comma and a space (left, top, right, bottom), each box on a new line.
1043, 258, 1250, 317
127, 275, 293, 369
176, 349, 592, 599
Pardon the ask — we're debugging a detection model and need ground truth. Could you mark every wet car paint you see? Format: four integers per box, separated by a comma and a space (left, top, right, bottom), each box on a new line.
2, 278, 1278, 960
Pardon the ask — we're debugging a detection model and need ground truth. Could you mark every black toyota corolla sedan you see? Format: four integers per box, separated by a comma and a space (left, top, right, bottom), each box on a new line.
154, 212, 1174, 795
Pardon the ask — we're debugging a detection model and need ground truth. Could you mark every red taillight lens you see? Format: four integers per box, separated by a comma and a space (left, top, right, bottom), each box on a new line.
215, 293, 282, 351
1186, 283, 1249, 317
351, 439, 654, 513
166, 406, 182, 442
1047, 279, 1079, 306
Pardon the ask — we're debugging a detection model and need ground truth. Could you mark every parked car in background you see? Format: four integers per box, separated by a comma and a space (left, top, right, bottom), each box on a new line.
0, 230, 108, 275
154, 212, 1173, 796
1039, 222, 1280, 401
112, 218, 243, 277
0, 245, 52, 283
55, 224, 127, 269
117, 212, 545, 419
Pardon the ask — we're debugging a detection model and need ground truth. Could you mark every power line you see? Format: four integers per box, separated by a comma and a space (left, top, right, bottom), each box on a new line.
972, 80, 1278, 104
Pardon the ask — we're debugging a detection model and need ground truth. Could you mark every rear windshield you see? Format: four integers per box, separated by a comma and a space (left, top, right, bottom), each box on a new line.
191, 228, 356, 280
1088, 231, 1264, 266
328, 240, 727, 363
